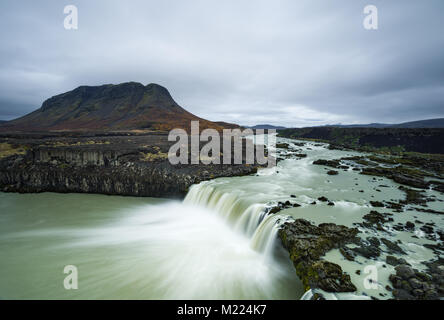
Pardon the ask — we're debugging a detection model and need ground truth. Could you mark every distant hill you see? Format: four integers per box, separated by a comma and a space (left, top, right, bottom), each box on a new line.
0, 82, 233, 132
278, 127, 444, 154
213, 121, 242, 129
248, 124, 286, 130
392, 118, 444, 128
324, 118, 444, 129
324, 123, 391, 128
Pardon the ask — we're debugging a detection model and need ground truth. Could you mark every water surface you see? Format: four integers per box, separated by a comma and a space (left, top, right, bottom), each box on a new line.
0, 192, 301, 299
1, 137, 443, 300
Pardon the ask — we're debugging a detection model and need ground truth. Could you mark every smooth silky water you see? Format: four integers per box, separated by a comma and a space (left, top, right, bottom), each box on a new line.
1, 137, 443, 299
0, 192, 302, 299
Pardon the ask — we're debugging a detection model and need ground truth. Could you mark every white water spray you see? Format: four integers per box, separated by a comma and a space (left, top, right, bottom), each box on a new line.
184, 181, 285, 257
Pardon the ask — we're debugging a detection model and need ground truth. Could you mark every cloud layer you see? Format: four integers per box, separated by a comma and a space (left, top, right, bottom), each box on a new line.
0, 0, 443, 126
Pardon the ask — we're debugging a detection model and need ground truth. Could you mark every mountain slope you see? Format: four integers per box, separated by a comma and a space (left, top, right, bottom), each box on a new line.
0, 82, 226, 132
248, 124, 286, 130
391, 118, 444, 128
323, 118, 444, 129
213, 121, 242, 129
324, 123, 391, 128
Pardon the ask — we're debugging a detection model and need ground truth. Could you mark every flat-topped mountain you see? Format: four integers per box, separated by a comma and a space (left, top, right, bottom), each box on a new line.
0, 82, 227, 132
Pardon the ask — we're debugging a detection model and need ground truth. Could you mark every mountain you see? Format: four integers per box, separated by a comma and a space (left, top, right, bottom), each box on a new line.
0, 82, 229, 132
323, 118, 444, 129
213, 121, 242, 129
248, 124, 286, 130
324, 123, 391, 128
392, 118, 444, 128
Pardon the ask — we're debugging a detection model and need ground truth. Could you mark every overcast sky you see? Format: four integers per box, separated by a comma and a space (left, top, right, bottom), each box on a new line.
0, 0, 443, 127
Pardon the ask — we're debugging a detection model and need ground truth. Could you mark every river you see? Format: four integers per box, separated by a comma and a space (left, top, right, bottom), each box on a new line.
0, 137, 443, 299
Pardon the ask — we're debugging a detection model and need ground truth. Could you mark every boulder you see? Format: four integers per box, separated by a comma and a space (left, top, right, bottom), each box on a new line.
279, 219, 359, 293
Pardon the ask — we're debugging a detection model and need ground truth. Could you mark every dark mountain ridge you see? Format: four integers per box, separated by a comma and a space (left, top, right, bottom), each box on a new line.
0, 82, 227, 132
247, 124, 286, 130
323, 118, 444, 129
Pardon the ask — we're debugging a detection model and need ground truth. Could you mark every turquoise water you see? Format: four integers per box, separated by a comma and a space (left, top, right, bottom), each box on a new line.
0, 192, 301, 299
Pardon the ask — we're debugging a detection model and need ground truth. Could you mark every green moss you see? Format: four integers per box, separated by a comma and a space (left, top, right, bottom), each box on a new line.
139, 151, 168, 162
0, 143, 27, 159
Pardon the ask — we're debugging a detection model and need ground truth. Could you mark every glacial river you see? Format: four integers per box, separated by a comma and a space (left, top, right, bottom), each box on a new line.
0, 138, 443, 299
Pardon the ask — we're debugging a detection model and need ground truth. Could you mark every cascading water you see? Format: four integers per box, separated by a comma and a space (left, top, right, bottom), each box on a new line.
0, 187, 304, 299
184, 181, 288, 257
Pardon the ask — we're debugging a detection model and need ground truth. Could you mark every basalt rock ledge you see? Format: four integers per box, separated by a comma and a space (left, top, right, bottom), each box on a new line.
0, 133, 259, 198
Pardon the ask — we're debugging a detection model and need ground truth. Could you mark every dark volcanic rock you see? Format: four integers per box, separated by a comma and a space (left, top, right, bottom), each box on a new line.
360, 167, 433, 190
392, 174, 429, 189
370, 201, 384, 208
352, 238, 381, 259
266, 200, 301, 214
305, 261, 357, 292
278, 219, 358, 292
295, 153, 307, 158
389, 261, 443, 300
362, 210, 388, 228
313, 159, 340, 168
327, 170, 339, 175
385, 201, 404, 211
276, 143, 290, 149
429, 180, 444, 193
386, 255, 409, 266
405, 221, 415, 229
420, 225, 434, 234
340, 247, 356, 261
395, 265, 415, 278
309, 292, 326, 300
0, 134, 259, 198
399, 186, 427, 205
381, 238, 405, 254
277, 127, 444, 155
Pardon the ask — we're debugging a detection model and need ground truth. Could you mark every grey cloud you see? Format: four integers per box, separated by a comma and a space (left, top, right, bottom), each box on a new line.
0, 0, 443, 126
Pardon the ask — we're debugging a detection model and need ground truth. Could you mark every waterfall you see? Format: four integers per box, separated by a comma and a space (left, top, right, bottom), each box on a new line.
184, 181, 286, 257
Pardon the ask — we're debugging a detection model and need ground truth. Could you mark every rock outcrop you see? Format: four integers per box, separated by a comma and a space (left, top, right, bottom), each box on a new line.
278, 219, 359, 293
389, 261, 443, 300
0, 133, 259, 198
278, 127, 444, 154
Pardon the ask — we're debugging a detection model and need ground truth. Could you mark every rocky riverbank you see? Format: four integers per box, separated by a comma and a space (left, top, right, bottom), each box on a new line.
278, 219, 359, 293
0, 132, 259, 198
270, 138, 444, 299
311, 154, 444, 211
277, 127, 444, 154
